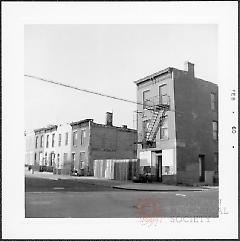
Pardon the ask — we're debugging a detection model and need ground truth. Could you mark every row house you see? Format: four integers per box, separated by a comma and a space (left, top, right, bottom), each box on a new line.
26, 113, 137, 176
70, 113, 137, 176
24, 131, 35, 167
135, 61, 218, 185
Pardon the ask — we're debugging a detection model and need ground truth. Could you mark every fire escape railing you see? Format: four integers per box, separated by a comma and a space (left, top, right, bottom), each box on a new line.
142, 95, 170, 147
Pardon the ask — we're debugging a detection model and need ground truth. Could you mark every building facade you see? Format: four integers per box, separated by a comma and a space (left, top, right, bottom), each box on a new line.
25, 131, 35, 167
43, 125, 57, 172
54, 123, 73, 175
135, 61, 218, 185
33, 127, 46, 171
26, 113, 137, 176
70, 113, 137, 176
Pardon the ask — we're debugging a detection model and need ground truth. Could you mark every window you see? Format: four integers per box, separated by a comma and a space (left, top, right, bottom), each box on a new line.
143, 120, 150, 138
214, 152, 218, 174
80, 129, 86, 145
34, 152, 37, 161
73, 131, 77, 146
79, 152, 85, 169
35, 136, 38, 148
65, 132, 68, 145
56, 154, 60, 169
46, 135, 49, 148
58, 134, 62, 147
143, 90, 151, 109
159, 84, 168, 104
40, 135, 44, 147
52, 133, 55, 147
210, 93, 217, 111
45, 152, 47, 165
160, 116, 168, 139
212, 121, 218, 140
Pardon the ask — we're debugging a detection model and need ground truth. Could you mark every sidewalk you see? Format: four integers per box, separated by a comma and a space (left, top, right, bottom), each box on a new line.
25, 170, 217, 192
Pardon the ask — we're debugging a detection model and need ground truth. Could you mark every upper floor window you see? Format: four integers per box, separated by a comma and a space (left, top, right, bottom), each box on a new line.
65, 132, 68, 145
160, 116, 168, 140
40, 135, 44, 147
58, 134, 62, 147
159, 84, 168, 104
143, 119, 150, 139
35, 136, 38, 148
80, 129, 86, 145
73, 131, 77, 146
212, 121, 218, 140
52, 133, 55, 147
143, 90, 151, 109
210, 93, 217, 111
46, 135, 49, 148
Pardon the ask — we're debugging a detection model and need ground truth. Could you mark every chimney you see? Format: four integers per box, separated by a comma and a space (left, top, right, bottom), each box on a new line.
105, 112, 113, 126
184, 61, 194, 77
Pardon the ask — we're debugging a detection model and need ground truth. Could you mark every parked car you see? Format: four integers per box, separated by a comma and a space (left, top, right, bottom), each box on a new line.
132, 173, 153, 183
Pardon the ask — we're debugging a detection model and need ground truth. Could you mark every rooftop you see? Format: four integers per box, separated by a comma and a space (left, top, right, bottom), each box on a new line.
70, 119, 94, 126
134, 67, 172, 85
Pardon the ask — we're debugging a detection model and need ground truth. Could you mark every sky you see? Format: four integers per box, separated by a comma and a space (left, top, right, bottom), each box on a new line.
24, 24, 217, 131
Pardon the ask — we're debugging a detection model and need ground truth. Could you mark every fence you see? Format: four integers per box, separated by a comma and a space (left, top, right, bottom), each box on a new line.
93, 159, 139, 181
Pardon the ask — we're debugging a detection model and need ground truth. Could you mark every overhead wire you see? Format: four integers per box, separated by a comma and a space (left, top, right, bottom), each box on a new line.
24, 74, 182, 114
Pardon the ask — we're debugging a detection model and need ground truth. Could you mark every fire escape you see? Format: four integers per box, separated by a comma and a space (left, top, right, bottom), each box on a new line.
141, 95, 170, 148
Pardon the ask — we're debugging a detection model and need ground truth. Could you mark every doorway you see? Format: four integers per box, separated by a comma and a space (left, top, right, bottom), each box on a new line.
199, 154, 205, 182
71, 153, 75, 172
156, 155, 162, 182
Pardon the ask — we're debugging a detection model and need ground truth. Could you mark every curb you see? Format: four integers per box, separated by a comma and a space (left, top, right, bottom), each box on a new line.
112, 186, 206, 192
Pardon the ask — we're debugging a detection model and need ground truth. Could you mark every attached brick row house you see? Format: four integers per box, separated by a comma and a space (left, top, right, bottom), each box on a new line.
25, 113, 137, 176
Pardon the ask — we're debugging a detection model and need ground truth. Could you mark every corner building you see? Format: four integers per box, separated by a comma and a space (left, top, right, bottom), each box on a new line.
135, 61, 218, 185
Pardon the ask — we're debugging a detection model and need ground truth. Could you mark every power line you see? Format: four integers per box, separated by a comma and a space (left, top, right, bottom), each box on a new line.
24, 74, 182, 113
24, 74, 143, 106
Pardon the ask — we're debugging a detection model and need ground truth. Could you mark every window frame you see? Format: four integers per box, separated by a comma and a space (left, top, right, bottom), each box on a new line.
65, 132, 68, 146
212, 121, 218, 141
73, 131, 77, 147
58, 133, 62, 147
210, 92, 217, 111
160, 116, 168, 140
143, 89, 151, 109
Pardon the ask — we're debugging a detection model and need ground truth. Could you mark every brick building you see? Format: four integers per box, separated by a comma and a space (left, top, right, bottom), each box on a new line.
70, 113, 137, 176
43, 125, 57, 172
135, 61, 218, 185
27, 113, 137, 176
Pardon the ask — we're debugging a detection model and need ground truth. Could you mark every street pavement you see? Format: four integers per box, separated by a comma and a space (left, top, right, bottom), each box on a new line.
25, 172, 219, 218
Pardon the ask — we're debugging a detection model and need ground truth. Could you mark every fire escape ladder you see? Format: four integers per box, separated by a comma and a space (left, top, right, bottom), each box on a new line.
146, 108, 167, 142
145, 110, 160, 141
150, 109, 167, 141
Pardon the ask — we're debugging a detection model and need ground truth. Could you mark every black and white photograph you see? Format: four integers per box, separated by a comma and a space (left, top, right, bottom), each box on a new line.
2, 2, 238, 239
